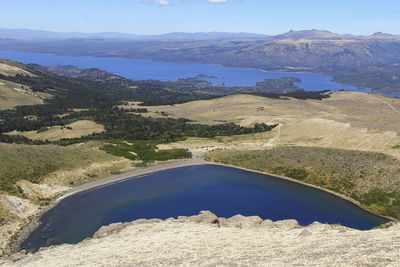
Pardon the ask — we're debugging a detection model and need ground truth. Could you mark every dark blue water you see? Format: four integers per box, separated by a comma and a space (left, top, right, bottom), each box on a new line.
0, 50, 371, 92
22, 165, 388, 252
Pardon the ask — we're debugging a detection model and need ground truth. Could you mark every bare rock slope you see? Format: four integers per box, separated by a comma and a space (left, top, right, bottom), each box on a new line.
3, 211, 400, 266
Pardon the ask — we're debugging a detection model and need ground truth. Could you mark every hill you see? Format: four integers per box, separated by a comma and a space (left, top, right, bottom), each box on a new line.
3, 30, 400, 93
0, 59, 50, 109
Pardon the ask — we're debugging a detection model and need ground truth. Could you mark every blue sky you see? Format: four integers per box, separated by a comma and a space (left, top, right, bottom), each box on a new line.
1, 0, 400, 35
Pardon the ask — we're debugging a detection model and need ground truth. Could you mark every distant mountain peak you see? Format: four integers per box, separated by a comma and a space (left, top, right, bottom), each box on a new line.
372, 32, 394, 37
276, 29, 345, 40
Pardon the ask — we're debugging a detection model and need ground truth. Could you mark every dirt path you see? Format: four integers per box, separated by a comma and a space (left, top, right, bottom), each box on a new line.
266, 124, 281, 147
375, 96, 400, 114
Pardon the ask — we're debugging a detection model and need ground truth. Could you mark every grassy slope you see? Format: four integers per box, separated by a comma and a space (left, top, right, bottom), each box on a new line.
6, 120, 105, 141
0, 59, 46, 110
208, 146, 400, 219
0, 142, 117, 195
0, 79, 44, 110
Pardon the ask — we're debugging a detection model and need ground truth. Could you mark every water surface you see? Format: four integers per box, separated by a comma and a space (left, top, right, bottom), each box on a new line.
0, 50, 371, 92
22, 165, 388, 252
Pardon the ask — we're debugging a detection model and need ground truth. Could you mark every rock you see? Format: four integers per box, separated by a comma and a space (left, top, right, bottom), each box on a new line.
16, 253, 43, 265
144, 219, 162, 224
220, 214, 262, 228
274, 219, 299, 229
177, 216, 189, 221
299, 229, 312, 237
130, 219, 148, 225
94, 218, 164, 238
93, 222, 126, 238
261, 219, 275, 227
188, 211, 219, 224
338, 229, 347, 233
217, 218, 230, 228
9, 250, 28, 262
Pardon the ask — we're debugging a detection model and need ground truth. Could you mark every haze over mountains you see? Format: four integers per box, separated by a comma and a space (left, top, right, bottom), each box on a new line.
0, 28, 270, 41
1, 28, 400, 41
1, 28, 400, 94
2, 29, 400, 69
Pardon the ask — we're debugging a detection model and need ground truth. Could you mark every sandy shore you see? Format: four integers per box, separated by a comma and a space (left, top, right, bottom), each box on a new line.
6, 156, 393, 256
57, 157, 391, 223
4, 157, 206, 256
59, 157, 207, 200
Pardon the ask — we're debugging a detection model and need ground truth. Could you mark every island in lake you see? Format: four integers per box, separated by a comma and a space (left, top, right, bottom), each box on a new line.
0, 34, 400, 265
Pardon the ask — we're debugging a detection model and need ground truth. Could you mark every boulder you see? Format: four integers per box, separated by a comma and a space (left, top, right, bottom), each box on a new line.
299, 229, 312, 237
131, 218, 162, 225
9, 250, 28, 262
261, 219, 275, 227
177, 216, 189, 221
93, 222, 126, 238
220, 214, 262, 228
188, 211, 219, 224
274, 219, 299, 229
217, 218, 231, 228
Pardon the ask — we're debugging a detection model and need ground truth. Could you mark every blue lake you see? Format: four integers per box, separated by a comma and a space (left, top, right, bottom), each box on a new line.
22, 165, 388, 252
0, 50, 371, 92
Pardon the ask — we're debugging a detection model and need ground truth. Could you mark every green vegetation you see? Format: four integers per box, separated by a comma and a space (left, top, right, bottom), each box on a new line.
327, 64, 400, 95
0, 202, 18, 227
208, 147, 400, 219
0, 62, 278, 142
0, 142, 115, 195
251, 90, 331, 100
100, 140, 191, 163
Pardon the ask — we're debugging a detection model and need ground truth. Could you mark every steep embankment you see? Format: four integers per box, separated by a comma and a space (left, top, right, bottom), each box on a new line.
0, 142, 133, 256
3, 211, 399, 266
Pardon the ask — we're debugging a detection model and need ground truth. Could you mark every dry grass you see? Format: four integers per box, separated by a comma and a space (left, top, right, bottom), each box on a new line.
145, 92, 400, 160
6, 120, 105, 141
0, 62, 35, 77
0, 79, 45, 110
157, 130, 278, 157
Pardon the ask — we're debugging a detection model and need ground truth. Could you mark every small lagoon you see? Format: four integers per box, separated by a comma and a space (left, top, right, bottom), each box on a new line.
22, 165, 388, 252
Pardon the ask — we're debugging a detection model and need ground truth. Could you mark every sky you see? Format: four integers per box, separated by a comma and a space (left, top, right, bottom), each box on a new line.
1, 0, 400, 35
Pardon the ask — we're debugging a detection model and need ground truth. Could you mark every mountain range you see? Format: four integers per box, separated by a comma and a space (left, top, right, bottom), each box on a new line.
0, 28, 269, 41
2, 28, 400, 41
1, 29, 400, 93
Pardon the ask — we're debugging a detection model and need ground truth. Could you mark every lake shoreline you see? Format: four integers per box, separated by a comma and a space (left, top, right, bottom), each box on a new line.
5, 157, 207, 256
0, 50, 379, 93
7, 156, 393, 256
207, 161, 394, 223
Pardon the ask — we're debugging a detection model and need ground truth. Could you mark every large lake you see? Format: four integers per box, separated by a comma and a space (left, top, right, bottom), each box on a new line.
22, 165, 388, 252
0, 50, 371, 92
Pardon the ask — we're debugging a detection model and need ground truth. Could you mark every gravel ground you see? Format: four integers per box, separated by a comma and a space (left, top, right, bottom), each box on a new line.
3, 213, 400, 267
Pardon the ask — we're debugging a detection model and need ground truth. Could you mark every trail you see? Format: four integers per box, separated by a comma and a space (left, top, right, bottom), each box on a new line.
376, 97, 400, 114
266, 124, 281, 147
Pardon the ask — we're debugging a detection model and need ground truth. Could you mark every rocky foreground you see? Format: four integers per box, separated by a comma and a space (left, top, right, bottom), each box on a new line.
2, 211, 400, 266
